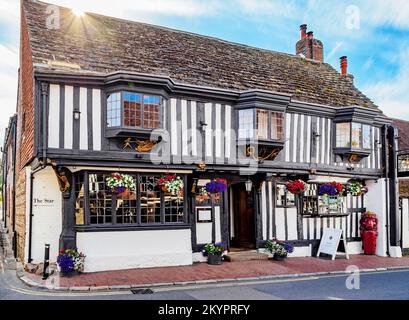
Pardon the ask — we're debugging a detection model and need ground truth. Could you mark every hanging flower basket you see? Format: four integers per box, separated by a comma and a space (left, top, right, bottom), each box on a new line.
157, 174, 184, 195
106, 173, 136, 194
319, 181, 344, 197
346, 182, 368, 197
286, 180, 306, 195
205, 179, 228, 194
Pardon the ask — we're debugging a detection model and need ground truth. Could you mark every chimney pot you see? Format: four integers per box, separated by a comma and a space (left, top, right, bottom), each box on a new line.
340, 56, 348, 75
307, 31, 314, 39
300, 24, 307, 39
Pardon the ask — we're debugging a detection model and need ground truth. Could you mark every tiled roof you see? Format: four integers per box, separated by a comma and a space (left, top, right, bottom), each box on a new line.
393, 119, 409, 152
24, 0, 377, 108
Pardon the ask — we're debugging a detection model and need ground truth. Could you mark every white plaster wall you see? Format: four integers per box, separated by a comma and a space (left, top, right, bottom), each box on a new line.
29, 167, 63, 263
402, 199, 409, 248
214, 206, 222, 243
288, 245, 312, 258
193, 252, 208, 263
365, 179, 388, 257
77, 229, 193, 272
347, 241, 363, 255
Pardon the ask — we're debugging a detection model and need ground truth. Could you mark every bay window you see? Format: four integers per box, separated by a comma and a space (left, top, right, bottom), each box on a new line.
238, 108, 285, 141
335, 122, 372, 150
75, 172, 187, 229
107, 91, 162, 130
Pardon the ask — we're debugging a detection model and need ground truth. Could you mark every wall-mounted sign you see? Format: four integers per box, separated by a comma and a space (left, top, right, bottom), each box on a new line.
197, 207, 212, 223
33, 198, 56, 208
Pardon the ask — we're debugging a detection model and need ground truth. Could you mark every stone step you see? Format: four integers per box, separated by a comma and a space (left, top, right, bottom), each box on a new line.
224, 251, 269, 262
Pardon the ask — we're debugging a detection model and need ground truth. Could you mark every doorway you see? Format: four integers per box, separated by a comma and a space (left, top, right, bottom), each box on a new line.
231, 183, 256, 249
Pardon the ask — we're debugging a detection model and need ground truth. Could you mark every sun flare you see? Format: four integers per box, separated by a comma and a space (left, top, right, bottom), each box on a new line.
72, 7, 85, 17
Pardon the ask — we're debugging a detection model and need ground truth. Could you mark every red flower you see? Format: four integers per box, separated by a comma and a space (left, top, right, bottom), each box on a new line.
286, 180, 306, 194
330, 181, 344, 193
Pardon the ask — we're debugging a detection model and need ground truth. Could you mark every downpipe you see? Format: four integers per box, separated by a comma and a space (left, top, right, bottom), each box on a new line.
28, 82, 49, 263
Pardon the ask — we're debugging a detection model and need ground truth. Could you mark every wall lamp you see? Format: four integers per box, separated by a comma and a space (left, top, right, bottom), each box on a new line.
73, 110, 81, 120
245, 179, 253, 193
199, 120, 208, 132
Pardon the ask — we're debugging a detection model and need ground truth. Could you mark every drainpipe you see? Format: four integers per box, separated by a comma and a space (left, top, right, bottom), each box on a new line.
387, 125, 400, 248
12, 117, 17, 234
41, 83, 48, 163
28, 83, 49, 263
2, 148, 7, 230
383, 125, 390, 256
27, 163, 47, 263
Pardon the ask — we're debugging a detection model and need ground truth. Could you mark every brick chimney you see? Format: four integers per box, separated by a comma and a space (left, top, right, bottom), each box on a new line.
296, 25, 324, 62
340, 56, 354, 83
340, 56, 348, 75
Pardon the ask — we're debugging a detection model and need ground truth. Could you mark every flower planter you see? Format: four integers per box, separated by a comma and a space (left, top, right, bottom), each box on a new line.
60, 270, 79, 277
207, 254, 223, 265
273, 254, 287, 261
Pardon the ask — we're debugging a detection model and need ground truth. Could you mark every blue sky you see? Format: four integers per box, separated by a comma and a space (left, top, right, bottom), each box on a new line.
0, 0, 408, 143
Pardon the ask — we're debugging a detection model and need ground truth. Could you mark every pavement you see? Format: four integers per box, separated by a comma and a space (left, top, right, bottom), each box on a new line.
19, 254, 409, 292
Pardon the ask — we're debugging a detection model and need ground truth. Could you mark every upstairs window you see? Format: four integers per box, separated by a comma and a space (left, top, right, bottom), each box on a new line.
107, 91, 162, 130
238, 109, 285, 141
336, 122, 371, 150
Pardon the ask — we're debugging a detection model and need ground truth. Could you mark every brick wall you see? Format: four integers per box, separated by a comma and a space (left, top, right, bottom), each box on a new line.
15, 169, 27, 262
14, 3, 36, 262
16, 4, 35, 172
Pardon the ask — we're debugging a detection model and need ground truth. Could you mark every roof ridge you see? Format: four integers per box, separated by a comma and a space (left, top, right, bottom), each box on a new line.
31, 0, 326, 66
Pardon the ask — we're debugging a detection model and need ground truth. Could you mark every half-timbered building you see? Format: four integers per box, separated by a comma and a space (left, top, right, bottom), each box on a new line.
2, 0, 402, 272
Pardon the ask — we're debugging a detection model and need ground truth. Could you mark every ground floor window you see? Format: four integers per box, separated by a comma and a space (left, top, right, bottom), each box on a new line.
75, 172, 187, 227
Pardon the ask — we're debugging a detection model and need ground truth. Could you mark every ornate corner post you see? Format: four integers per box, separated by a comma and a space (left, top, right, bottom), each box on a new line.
40, 83, 49, 162
254, 176, 264, 248
296, 193, 304, 241
52, 165, 76, 250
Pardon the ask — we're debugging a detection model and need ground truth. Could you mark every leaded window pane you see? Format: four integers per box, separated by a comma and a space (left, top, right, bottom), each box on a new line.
256, 109, 269, 139
107, 93, 121, 127
336, 123, 351, 148
164, 191, 184, 223
143, 95, 161, 129
115, 176, 138, 224
75, 175, 85, 225
363, 125, 371, 149
352, 122, 362, 148
238, 109, 254, 139
123, 92, 142, 127
140, 176, 161, 224
276, 184, 286, 207
271, 112, 284, 140
88, 173, 113, 225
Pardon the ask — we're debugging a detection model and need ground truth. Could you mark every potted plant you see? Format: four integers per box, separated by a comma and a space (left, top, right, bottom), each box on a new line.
265, 239, 294, 261
203, 243, 226, 265
286, 180, 306, 195
319, 181, 344, 196
106, 173, 136, 196
57, 249, 86, 277
205, 179, 228, 194
157, 174, 184, 196
346, 182, 368, 197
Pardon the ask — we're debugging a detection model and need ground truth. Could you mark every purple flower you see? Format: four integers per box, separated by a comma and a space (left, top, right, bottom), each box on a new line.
319, 184, 338, 196
205, 180, 227, 194
57, 254, 74, 273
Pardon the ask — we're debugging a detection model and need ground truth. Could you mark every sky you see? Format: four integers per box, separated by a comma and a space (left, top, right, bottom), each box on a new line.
0, 0, 408, 144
